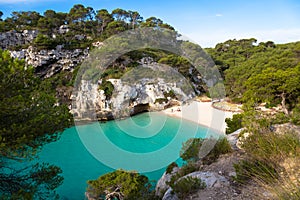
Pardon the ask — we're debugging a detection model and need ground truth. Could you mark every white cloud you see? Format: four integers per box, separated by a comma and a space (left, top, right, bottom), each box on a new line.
215, 14, 223, 17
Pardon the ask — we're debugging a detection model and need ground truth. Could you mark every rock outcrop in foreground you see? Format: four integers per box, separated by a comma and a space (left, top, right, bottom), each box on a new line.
155, 131, 275, 200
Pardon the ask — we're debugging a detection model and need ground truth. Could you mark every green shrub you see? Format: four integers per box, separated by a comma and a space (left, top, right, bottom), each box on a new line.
158, 54, 190, 76
225, 114, 243, 134
265, 102, 278, 108
163, 90, 176, 99
33, 34, 55, 50
99, 79, 114, 99
7, 44, 30, 51
180, 138, 203, 163
154, 98, 168, 104
167, 162, 199, 188
242, 131, 300, 160
202, 137, 232, 165
233, 160, 278, 184
291, 105, 300, 125
180, 162, 199, 175
101, 68, 124, 79
272, 112, 290, 124
173, 176, 206, 199
64, 39, 92, 50
180, 137, 232, 164
166, 162, 178, 174
87, 170, 154, 200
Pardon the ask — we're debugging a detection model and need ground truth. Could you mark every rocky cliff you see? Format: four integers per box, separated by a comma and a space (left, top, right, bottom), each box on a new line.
72, 76, 193, 121
0, 30, 38, 49
11, 45, 89, 77
2, 29, 204, 121
2, 29, 90, 78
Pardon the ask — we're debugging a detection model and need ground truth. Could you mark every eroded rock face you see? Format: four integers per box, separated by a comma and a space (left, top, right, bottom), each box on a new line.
0, 30, 38, 49
1, 29, 89, 77
71, 80, 108, 121
72, 76, 193, 121
109, 77, 193, 118
10, 46, 89, 77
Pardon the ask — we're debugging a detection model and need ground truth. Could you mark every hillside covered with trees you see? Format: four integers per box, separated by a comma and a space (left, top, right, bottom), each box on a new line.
0, 5, 174, 50
207, 39, 300, 124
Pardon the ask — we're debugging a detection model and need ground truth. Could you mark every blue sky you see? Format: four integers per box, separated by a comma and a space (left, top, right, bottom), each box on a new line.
0, 0, 299, 47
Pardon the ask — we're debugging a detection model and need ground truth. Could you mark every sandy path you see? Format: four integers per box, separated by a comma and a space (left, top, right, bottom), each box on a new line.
161, 101, 238, 133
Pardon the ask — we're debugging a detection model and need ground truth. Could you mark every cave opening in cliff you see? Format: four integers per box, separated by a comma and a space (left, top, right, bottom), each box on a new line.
131, 103, 150, 116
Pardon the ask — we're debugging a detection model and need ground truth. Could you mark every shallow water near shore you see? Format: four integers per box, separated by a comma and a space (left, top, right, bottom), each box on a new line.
38, 112, 221, 199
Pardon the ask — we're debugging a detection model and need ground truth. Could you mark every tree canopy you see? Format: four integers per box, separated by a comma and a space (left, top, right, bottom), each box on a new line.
0, 5, 174, 48
87, 170, 156, 200
243, 65, 300, 115
0, 50, 72, 198
180, 137, 232, 164
208, 39, 300, 120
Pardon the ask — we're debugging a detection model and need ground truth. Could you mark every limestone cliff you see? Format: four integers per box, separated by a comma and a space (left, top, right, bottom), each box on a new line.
2, 28, 89, 78
72, 76, 193, 121
0, 30, 38, 49
10, 45, 89, 77
1, 29, 205, 121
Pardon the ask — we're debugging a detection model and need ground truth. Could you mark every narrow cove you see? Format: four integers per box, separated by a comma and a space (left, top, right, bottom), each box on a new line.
38, 112, 221, 200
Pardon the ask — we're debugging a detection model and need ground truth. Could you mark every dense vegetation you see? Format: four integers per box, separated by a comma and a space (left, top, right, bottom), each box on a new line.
208, 39, 300, 123
86, 170, 157, 200
0, 5, 208, 97
210, 39, 300, 198
0, 5, 204, 198
180, 137, 232, 164
0, 50, 72, 198
0, 5, 174, 50
225, 113, 243, 134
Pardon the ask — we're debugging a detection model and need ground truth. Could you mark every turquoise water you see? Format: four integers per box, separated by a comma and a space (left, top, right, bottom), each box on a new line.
38, 112, 220, 199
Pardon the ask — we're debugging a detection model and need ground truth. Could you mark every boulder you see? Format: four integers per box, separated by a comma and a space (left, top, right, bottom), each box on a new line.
226, 128, 244, 150
160, 171, 229, 199
181, 171, 229, 188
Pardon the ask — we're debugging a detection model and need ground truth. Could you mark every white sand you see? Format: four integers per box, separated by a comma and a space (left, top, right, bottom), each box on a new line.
161, 101, 237, 133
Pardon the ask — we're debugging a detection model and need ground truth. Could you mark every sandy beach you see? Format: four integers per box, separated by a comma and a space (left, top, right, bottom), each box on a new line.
161, 101, 238, 133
